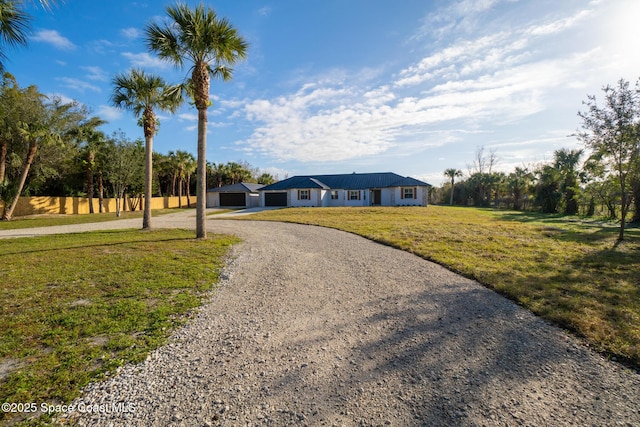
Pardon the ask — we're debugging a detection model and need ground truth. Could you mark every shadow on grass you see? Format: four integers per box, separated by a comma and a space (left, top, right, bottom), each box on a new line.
0, 231, 198, 256
494, 210, 626, 245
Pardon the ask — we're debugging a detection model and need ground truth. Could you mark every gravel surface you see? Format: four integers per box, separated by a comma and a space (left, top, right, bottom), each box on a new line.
4, 211, 640, 426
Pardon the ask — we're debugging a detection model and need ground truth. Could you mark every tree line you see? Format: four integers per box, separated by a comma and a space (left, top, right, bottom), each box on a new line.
0, 73, 275, 220
438, 78, 640, 241
0, 2, 249, 239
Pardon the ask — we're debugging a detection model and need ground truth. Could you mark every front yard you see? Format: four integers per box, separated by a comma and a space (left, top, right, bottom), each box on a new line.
242, 206, 640, 370
0, 229, 238, 425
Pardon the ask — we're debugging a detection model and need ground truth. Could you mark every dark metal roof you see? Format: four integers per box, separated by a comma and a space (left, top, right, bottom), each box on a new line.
207, 182, 264, 193
260, 173, 430, 191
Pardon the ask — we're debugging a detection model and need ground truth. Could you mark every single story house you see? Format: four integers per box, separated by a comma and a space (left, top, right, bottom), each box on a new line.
206, 182, 264, 208
259, 172, 431, 207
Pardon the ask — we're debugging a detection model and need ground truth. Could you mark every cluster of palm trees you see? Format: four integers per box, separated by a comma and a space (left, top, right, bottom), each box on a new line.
113, 4, 248, 238
441, 148, 586, 212
440, 147, 639, 222
1, 1, 248, 238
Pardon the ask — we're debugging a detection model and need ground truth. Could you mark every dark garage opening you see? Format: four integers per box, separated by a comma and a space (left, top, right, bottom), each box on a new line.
265, 192, 287, 206
220, 192, 246, 207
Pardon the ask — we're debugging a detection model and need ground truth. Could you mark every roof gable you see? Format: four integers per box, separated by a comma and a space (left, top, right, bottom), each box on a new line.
207, 182, 264, 193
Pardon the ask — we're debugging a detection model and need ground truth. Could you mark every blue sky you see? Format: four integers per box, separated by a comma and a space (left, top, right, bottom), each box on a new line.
7, 0, 640, 185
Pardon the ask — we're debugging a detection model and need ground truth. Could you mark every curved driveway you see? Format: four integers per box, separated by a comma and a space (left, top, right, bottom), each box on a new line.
3, 210, 640, 426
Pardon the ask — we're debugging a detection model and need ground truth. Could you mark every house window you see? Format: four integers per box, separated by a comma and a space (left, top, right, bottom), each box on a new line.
402, 187, 416, 199
349, 190, 360, 200
298, 190, 310, 200
331, 190, 339, 200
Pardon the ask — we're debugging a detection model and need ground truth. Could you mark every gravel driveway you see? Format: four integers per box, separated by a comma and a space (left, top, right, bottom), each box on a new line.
4, 211, 640, 426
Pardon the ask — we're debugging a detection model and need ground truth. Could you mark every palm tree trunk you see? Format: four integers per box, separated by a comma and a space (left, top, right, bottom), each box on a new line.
171, 174, 177, 196
0, 139, 7, 184
97, 172, 104, 213
86, 150, 95, 214
143, 134, 153, 229
449, 179, 454, 205
186, 174, 191, 208
178, 176, 183, 208
196, 107, 207, 239
1, 142, 37, 221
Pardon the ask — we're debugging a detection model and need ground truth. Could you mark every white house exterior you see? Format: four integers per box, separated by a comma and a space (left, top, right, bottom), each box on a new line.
206, 183, 263, 208
259, 173, 430, 208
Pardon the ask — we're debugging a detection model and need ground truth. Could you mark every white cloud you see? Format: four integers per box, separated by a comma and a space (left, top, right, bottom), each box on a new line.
56, 77, 101, 93
229, 0, 620, 175
31, 29, 76, 50
121, 52, 172, 69
178, 113, 198, 122
82, 66, 108, 81
258, 6, 271, 16
97, 105, 123, 121
120, 27, 140, 39
526, 9, 593, 36
88, 39, 115, 55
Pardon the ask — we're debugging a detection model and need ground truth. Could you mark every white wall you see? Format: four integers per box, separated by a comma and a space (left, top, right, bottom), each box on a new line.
206, 192, 219, 208
391, 187, 427, 206
259, 186, 428, 207
291, 188, 322, 207
248, 193, 260, 208
342, 189, 368, 207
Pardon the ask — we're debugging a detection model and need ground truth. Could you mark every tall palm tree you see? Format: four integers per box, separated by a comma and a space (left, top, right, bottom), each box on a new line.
444, 168, 463, 206
111, 68, 182, 230
146, 3, 248, 239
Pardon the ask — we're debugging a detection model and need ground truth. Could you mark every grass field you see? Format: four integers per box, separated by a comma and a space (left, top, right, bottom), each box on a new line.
0, 229, 239, 425
242, 205, 640, 369
0, 209, 182, 230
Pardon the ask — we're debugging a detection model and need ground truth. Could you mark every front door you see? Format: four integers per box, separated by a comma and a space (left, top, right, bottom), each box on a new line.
372, 189, 382, 205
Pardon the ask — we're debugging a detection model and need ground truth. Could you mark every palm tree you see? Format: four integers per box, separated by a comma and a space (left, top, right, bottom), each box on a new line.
2, 98, 67, 221
0, 0, 30, 70
111, 68, 182, 230
146, 3, 248, 239
443, 168, 462, 205
553, 148, 583, 215
68, 116, 106, 213
182, 152, 196, 207
0, 0, 59, 70
210, 162, 231, 187
172, 150, 195, 208
257, 172, 275, 185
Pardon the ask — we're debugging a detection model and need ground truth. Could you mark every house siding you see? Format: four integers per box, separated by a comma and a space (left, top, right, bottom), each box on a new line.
291, 188, 324, 207
392, 187, 427, 206
258, 173, 430, 208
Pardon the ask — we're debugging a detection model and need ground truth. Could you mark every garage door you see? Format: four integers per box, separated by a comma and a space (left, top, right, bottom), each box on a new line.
220, 192, 246, 207
265, 192, 287, 206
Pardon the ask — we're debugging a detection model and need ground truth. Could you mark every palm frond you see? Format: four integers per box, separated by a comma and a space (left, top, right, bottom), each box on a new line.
0, 0, 32, 51
111, 68, 184, 129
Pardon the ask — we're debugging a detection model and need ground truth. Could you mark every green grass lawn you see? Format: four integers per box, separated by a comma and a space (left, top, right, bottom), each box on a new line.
0, 229, 239, 426
0, 209, 186, 230
242, 206, 640, 369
